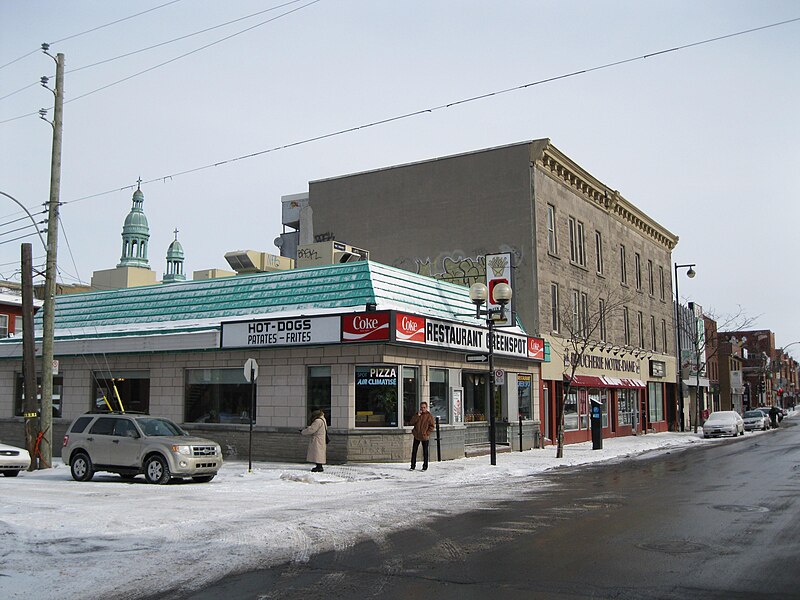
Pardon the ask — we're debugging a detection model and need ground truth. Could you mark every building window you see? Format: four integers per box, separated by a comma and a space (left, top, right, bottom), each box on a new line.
550, 283, 560, 332
0, 314, 8, 338
185, 369, 250, 424
651, 315, 657, 351
662, 319, 669, 354
94, 371, 151, 415
14, 315, 22, 337
402, 367, 419, 426
464, 372, 487, 422
547, 204, 557, 254
648, 260, 654, 295
564, 388, 579, 431
568, 217, 585, 266
637, 311, 645, 348
428, 368, 449, 425
599, 299, 607, 341
634, 253, 642, 291
595, 231, 604, 274
659, 266, 665, 301
618, 389, 636, 426
518, 373, 532, 420
307, 366, 331, 425
571, 290, 589, 336
648, 382, 664, 422
623, 307, 631, 345
620, 245, 627, 284
15, 374, 64, 418
355, 365, 399, 427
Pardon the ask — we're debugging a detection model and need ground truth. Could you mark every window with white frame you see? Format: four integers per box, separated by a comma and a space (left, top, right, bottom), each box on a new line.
547, 204, 557, 254
0, 315, 8, 338
568, 216, 585, 266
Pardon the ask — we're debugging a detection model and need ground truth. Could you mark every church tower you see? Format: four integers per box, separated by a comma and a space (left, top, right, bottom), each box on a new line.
163, 229, 186, 283
117, 182, 150, 268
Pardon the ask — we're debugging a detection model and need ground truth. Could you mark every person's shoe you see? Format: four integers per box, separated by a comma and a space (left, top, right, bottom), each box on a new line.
311, 466, 323, 472
409, 466, 415, 470
422, 466, 427, 471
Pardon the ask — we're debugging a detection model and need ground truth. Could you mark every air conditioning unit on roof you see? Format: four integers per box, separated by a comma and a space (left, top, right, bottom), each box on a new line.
296, 241, 369, 268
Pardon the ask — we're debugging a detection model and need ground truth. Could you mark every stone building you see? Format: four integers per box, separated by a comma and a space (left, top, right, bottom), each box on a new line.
280, 139, 680, 444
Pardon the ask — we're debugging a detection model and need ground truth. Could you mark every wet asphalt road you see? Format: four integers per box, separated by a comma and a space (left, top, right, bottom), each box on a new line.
162, 421, 800, 600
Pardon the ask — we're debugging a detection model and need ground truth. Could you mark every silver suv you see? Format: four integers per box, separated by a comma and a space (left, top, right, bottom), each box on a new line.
62, 413, 222, 484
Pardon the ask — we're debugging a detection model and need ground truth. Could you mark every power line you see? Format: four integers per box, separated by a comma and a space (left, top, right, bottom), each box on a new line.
0, 0, 184, 71
0, 81, 39, 102
60, 15, 800, 206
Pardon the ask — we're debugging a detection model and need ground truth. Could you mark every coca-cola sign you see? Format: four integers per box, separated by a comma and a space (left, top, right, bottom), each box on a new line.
396, 313, 426, 344
528, 337, 545, 360
342, 312, 391, 342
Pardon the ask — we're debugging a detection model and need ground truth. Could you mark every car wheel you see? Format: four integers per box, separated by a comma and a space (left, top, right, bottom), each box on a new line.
2, 470, 20, 477
192, 475, 215, 483
70, 452, 94, 482
703, 434, 709, 439
144, 455, 171, 485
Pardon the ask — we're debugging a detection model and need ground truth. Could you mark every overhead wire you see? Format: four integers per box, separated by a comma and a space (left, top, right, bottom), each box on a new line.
60, 15, 800, 206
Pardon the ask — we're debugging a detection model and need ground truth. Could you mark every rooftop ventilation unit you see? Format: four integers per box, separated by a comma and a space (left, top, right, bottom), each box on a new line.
296, 241, 369, 268
224, 250, 295, 274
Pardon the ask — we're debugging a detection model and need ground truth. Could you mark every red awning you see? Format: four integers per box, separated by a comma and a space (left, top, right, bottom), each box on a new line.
567, 375, 645, 388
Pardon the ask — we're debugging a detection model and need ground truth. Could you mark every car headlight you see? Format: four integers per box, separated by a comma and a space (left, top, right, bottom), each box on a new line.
171, 445, 192, 456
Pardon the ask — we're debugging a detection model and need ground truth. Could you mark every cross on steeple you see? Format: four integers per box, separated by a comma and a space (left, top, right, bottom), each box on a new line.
136, 177, 142, 190
173, 228, 179, 241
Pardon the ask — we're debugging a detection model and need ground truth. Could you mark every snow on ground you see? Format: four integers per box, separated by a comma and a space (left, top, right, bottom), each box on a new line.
0, 421, 789, 600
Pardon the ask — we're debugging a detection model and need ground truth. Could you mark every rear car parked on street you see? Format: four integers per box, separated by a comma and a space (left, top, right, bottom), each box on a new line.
742, 410, 769, 432
702, 411, 744, 438
0, 440, 31, 476
62, 412, 222, 484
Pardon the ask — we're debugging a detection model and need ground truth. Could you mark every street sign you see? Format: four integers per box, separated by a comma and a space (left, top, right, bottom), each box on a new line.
494, 369, 505, 385
465, 354, 489, 363
243, 358, 259, 382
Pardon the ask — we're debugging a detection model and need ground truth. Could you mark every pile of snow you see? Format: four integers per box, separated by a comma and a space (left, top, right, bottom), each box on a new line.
0, 426, 781, 599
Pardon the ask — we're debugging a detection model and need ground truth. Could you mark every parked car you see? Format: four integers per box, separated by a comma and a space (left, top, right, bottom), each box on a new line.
742, 410, 769, 432
702, 411, 744, 438
0, 440, 31, 476
62, 412, 223, 484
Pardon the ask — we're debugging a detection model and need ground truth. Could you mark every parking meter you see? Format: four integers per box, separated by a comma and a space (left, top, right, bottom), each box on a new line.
590, 399, 603, 450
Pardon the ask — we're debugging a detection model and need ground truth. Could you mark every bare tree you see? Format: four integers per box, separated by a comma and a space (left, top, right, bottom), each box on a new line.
676, 303, 755, 432
550, 283, 637, 458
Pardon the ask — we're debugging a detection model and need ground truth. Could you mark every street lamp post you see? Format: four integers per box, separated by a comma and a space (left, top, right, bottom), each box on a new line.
469, 281, 512, 466
674, 263, 696, 432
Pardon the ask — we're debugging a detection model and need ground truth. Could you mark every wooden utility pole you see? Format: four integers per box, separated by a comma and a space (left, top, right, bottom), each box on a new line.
21, 243, 39, 470
40, 49, 65, 468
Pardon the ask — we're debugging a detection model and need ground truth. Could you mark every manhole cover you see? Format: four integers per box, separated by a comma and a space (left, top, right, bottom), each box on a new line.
637, 541, 708, 554
713, 504, 769, 513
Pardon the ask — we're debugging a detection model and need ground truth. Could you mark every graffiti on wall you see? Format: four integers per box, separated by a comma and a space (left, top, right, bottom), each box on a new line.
414, 254, 486, 286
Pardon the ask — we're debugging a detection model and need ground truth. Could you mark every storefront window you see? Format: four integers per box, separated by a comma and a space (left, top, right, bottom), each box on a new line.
92, 371, 150, 414
185, 368, 252, 424
402, 367, 419, 426
15, 374, 63, 418
355, 366, 398, 427
518, 374, 532, 419
564, 388, 579, 430
618, 389, 636, 426
648, 382, 664, 422
307, 366, 331, 425
429, 368, 449, 424
463, 372, 487, 422
584, 388, 608, 428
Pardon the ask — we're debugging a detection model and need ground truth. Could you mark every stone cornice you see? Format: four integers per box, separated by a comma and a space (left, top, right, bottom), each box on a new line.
534, 142, 678, 251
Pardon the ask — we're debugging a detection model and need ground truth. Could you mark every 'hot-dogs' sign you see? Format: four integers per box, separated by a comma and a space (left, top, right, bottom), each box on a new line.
221, 316, 341, 348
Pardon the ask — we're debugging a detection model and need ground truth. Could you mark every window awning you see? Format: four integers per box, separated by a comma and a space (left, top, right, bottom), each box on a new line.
567, 375, 646, 388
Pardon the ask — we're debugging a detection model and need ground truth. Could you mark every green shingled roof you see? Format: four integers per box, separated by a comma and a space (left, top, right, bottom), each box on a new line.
38, 261, 495, 336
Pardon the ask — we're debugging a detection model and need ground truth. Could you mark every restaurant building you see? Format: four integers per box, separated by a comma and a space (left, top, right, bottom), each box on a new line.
0, 261, 545, 462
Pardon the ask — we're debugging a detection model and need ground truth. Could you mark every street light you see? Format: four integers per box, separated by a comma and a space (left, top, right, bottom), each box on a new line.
469, 281, 512, 466
674, 263, 696, 432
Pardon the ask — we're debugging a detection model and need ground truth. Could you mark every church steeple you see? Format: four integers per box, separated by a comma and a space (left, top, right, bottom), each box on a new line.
117, 180, 151, 268
163, 228, 186, 283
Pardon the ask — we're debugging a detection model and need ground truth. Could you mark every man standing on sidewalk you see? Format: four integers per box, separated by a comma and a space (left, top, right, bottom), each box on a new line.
409, 401, 436, 471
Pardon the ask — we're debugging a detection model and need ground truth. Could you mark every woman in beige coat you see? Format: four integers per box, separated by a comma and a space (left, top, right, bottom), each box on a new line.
301, 409, 327, 472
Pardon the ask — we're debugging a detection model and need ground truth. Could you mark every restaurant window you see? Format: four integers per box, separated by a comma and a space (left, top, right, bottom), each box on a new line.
648, 382, 664, 422
618, 389, 636, 426
355, 365, 398, 427
307, 366, 331, 425
185, 369, 251, 424
92, 371, 150, 414
463, 372, 487, 422
15, 374, 64, 418
547, 204, 558, 254
518, 374, 532, 420
564, 388, 579, 431
402, 367, 420, 426
428, 368, 449, 424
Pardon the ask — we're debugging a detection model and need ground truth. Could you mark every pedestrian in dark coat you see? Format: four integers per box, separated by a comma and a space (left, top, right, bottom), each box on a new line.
301, 410, 327, 472
409, 402, 436, 471
769, 405, 780, 428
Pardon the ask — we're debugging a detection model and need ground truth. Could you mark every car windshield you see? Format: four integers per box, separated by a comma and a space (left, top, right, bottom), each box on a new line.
705, 413, 735, 423
744, 411, 763, 418
137, 417, 187, 437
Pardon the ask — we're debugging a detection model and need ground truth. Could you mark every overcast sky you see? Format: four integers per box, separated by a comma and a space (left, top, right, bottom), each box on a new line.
1, 1, 798, 351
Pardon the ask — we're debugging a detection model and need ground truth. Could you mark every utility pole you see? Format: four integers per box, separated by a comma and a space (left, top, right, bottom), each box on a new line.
39, 47, 65, 469
21, 243, 39, 470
